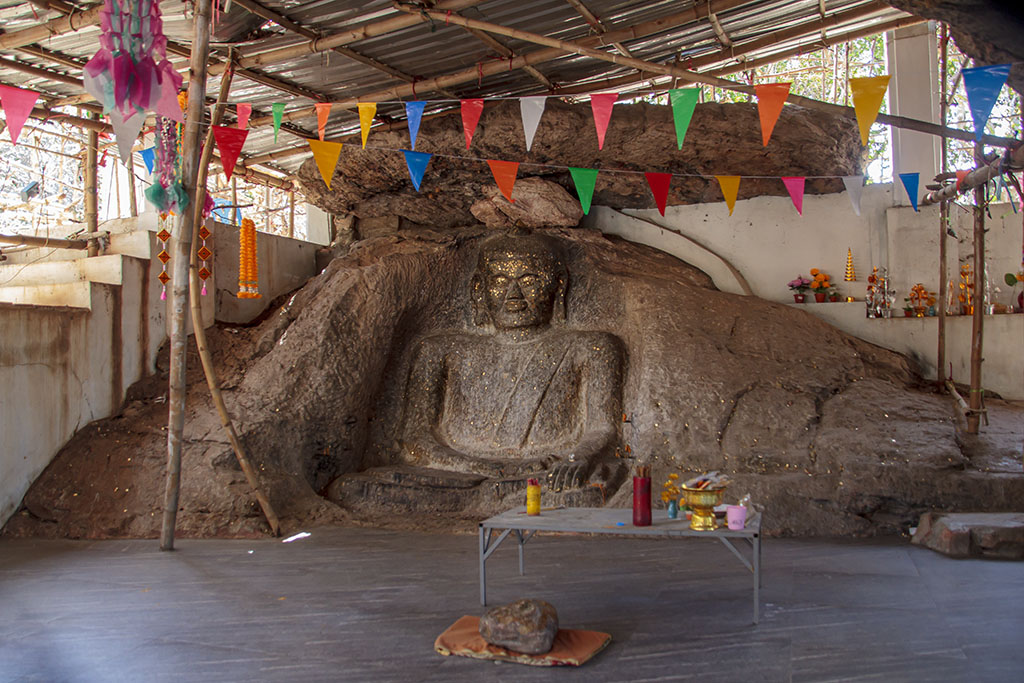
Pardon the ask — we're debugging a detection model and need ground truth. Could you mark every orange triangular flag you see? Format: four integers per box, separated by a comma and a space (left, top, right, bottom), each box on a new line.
755, 83, 790, 146
308, 139, 343, 189
358, 102, 376, 148
486, 160, 519, 202
314, 103, 331, 141
716, 175, 741, 215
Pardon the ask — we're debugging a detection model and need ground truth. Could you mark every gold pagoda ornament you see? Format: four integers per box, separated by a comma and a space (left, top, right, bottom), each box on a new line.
844, 248, 855, 281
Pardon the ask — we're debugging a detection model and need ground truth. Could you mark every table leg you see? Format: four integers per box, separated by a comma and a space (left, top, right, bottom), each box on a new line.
479, 525, 487, 605
515, 529, 525, 575
752, 532, 760, 624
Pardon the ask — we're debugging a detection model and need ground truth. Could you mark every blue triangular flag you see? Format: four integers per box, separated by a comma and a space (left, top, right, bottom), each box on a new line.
898, 172, 919, 212
962, 63, 1011, 141
405, 101, 426, 151
140, 146, 155, 174
402, 150, 432, 191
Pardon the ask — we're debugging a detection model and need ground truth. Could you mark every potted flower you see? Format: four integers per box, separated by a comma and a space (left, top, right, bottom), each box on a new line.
1005, 271, 1024, 311
902, 297, 914, 317
808, 268, 832, 302
827, 285, 841, 302
788, 275, 811, 303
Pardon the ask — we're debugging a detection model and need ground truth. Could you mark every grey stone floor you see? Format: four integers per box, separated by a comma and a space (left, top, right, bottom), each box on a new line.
1, 527, 1021, 682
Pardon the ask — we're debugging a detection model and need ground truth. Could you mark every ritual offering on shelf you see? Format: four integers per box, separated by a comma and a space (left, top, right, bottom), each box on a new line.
661, 473, 681, 519
632, 465, 652, 527
681, 471, 731, 531
526, 478, 541, 516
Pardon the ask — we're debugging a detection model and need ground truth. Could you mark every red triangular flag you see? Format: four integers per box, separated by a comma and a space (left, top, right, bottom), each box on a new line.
487, 160, 519, 202
461, 99, 484, 149
781, 176, 805, 215
212, 126, 248, 181
0, 84, 39, 145
315, 102, 332, 141
590, 93, 618, 150
955, 169, 970, 190
755, 83, 790, 146
644, 172, 672, 216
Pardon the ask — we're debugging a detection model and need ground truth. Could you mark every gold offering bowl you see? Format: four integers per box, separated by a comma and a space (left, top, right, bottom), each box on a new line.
681, 486, 725, 531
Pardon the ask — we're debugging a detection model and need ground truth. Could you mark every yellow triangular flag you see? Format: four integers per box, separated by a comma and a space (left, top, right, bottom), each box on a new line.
715, 175, 741, 216
308, 139, 343, 189
850, 75, 891, 145
358, 102, 377, 149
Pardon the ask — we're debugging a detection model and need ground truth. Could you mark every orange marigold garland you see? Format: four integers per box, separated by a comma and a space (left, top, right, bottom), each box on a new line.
238, 217, 260, 299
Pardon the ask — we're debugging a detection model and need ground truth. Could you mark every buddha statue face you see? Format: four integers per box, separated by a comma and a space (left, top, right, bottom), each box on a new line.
474, 231, 566, 332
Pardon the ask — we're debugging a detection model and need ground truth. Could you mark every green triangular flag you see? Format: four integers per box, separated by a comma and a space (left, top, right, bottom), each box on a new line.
669, 88, 700, 149
568, 167, 599, 215
272, 103, 285, 142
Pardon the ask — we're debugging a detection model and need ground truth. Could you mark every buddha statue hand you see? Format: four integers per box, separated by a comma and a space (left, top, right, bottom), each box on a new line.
545, 453, 590, 492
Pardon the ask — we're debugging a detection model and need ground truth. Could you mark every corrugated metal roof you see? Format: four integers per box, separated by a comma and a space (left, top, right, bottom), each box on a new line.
0, 0, 914, 178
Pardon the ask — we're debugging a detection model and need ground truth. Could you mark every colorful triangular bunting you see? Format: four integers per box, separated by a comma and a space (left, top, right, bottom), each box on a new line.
781, 176, 805, 215
405, 101, 425, 150
520, 95, 546, 152
110, 111, 145, 166
898, 172, 920, 211
236, 103, 251, 129
842, 175, 864, 216
272, 102, 285, 142
315, 102, 332, 141
154, 79, 183, 123
140, 146, 155, 174
590, 93, 617, 150
308, 139, 343, 189
486, 160, 519, 202
358, 102, 376, 148
461, 99, 484, 149
568, 167, 599, 215
850, 75, 890, 145
668, 88, 699, 149
716, 175, 741, 215
644, 172, 672, 216
755, 82, 791, 146
0, 84, 39, 145
402, 150, 432, 191
213, 125, 249, 181
962, 64, 1011, 141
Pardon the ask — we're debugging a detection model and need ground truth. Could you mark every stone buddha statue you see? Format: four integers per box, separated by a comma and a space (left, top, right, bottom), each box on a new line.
396, 228, 626, 497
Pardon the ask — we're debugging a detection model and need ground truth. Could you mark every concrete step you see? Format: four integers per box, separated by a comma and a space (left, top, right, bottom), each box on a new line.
0, 253, 127, 288
0, 280, 94, 309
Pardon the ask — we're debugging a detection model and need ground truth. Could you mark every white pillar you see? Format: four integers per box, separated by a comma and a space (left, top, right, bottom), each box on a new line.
886, 22, 940, 204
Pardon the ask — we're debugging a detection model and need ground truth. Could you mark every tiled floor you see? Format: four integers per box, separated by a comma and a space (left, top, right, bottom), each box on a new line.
1, 528, 1021, 682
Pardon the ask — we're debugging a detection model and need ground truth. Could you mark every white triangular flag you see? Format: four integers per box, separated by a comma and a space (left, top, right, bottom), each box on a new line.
842, 175, 865, 216
519, 95, 547, 152
110, 111, 146, 167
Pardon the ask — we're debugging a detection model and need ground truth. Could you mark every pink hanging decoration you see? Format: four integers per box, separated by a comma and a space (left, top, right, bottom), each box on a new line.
83, 0, 182, 122
589, 93, 618, 150
0, 85, 40, 145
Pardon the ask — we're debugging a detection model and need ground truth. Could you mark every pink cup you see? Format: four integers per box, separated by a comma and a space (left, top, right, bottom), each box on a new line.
726, 505, 747, 530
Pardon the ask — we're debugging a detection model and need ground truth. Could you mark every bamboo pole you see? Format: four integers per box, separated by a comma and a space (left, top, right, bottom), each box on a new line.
161, 0, 213, 552
288, 191, 295, 238
126, 160, 138, 218
187, 57, 282, 537
966, 143, 986, 435
0, 232, 97, 249
0, 3, 103, 50
937, 23, 948, 386
84, 114, 98, 257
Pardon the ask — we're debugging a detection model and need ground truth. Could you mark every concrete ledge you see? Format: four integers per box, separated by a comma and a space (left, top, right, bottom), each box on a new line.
0, 280, 93, 309
0, 253, 126, 287
912, 512, 1024, 559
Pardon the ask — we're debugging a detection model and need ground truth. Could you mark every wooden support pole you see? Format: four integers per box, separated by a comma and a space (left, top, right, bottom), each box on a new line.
288, 191, 295, 238
162, 0, 213, 552
0, 232, 98, 249
126, 160, 139, 218
966, 143, 986, 435
937, 23, 948, 386
0, 3, 103, 50
84, 113, 98, 257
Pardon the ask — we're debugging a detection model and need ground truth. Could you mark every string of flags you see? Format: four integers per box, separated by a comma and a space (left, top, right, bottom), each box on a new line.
0, 66, 1018, 218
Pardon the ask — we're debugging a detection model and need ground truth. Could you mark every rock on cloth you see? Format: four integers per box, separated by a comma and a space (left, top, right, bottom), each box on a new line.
479, 598, 559, 655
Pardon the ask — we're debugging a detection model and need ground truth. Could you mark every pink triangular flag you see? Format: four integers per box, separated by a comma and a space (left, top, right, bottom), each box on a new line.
590, 93, 618, 150
644, 172, 672, 216
213, 126, 249, 181
153, 78, 184, 123
461, 99, 484, 149
0, 85, 39, 145
315, 102, 332, 142
781, 176, 805, 215
236, 103, 251, 129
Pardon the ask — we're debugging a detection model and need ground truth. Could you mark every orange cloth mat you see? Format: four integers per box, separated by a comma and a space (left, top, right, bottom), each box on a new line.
434, 615, 611, 667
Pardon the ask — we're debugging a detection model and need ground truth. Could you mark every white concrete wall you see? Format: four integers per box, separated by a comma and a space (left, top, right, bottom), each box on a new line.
585, 182, 1023, 399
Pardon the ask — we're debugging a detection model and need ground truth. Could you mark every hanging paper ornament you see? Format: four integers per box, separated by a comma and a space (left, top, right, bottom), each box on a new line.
238, 218, 260, 299
212, 126, 248, 181
849, 75, 890, 146
644, 172, 672, 216
272, 103, 285, 142
519, 96, 546, 152
144, 114, 187, 216
405, 101, 426, 150
755, 83, 791, 146
0, 85, 40, 145
845, 248, 856, 282
842, 175, 865, 216
486, 160, 519, 202
461, 99, 484, 149
236, 103, 251, 129
197, 223, 212, 296
716, 175, 741, 215
402, 150, 432, 191
898, 172, 920, 211
308, 139, 343, 189
962, 64, 1011, 142
590, 93, 618, 150
315, 102, 332, 142
156, 213, 172, 301
358, 102, 376, 149
668, 88, 699, 149
781, 176, 805, 215
82, 0, 182, 124
568, 167, 599, 215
